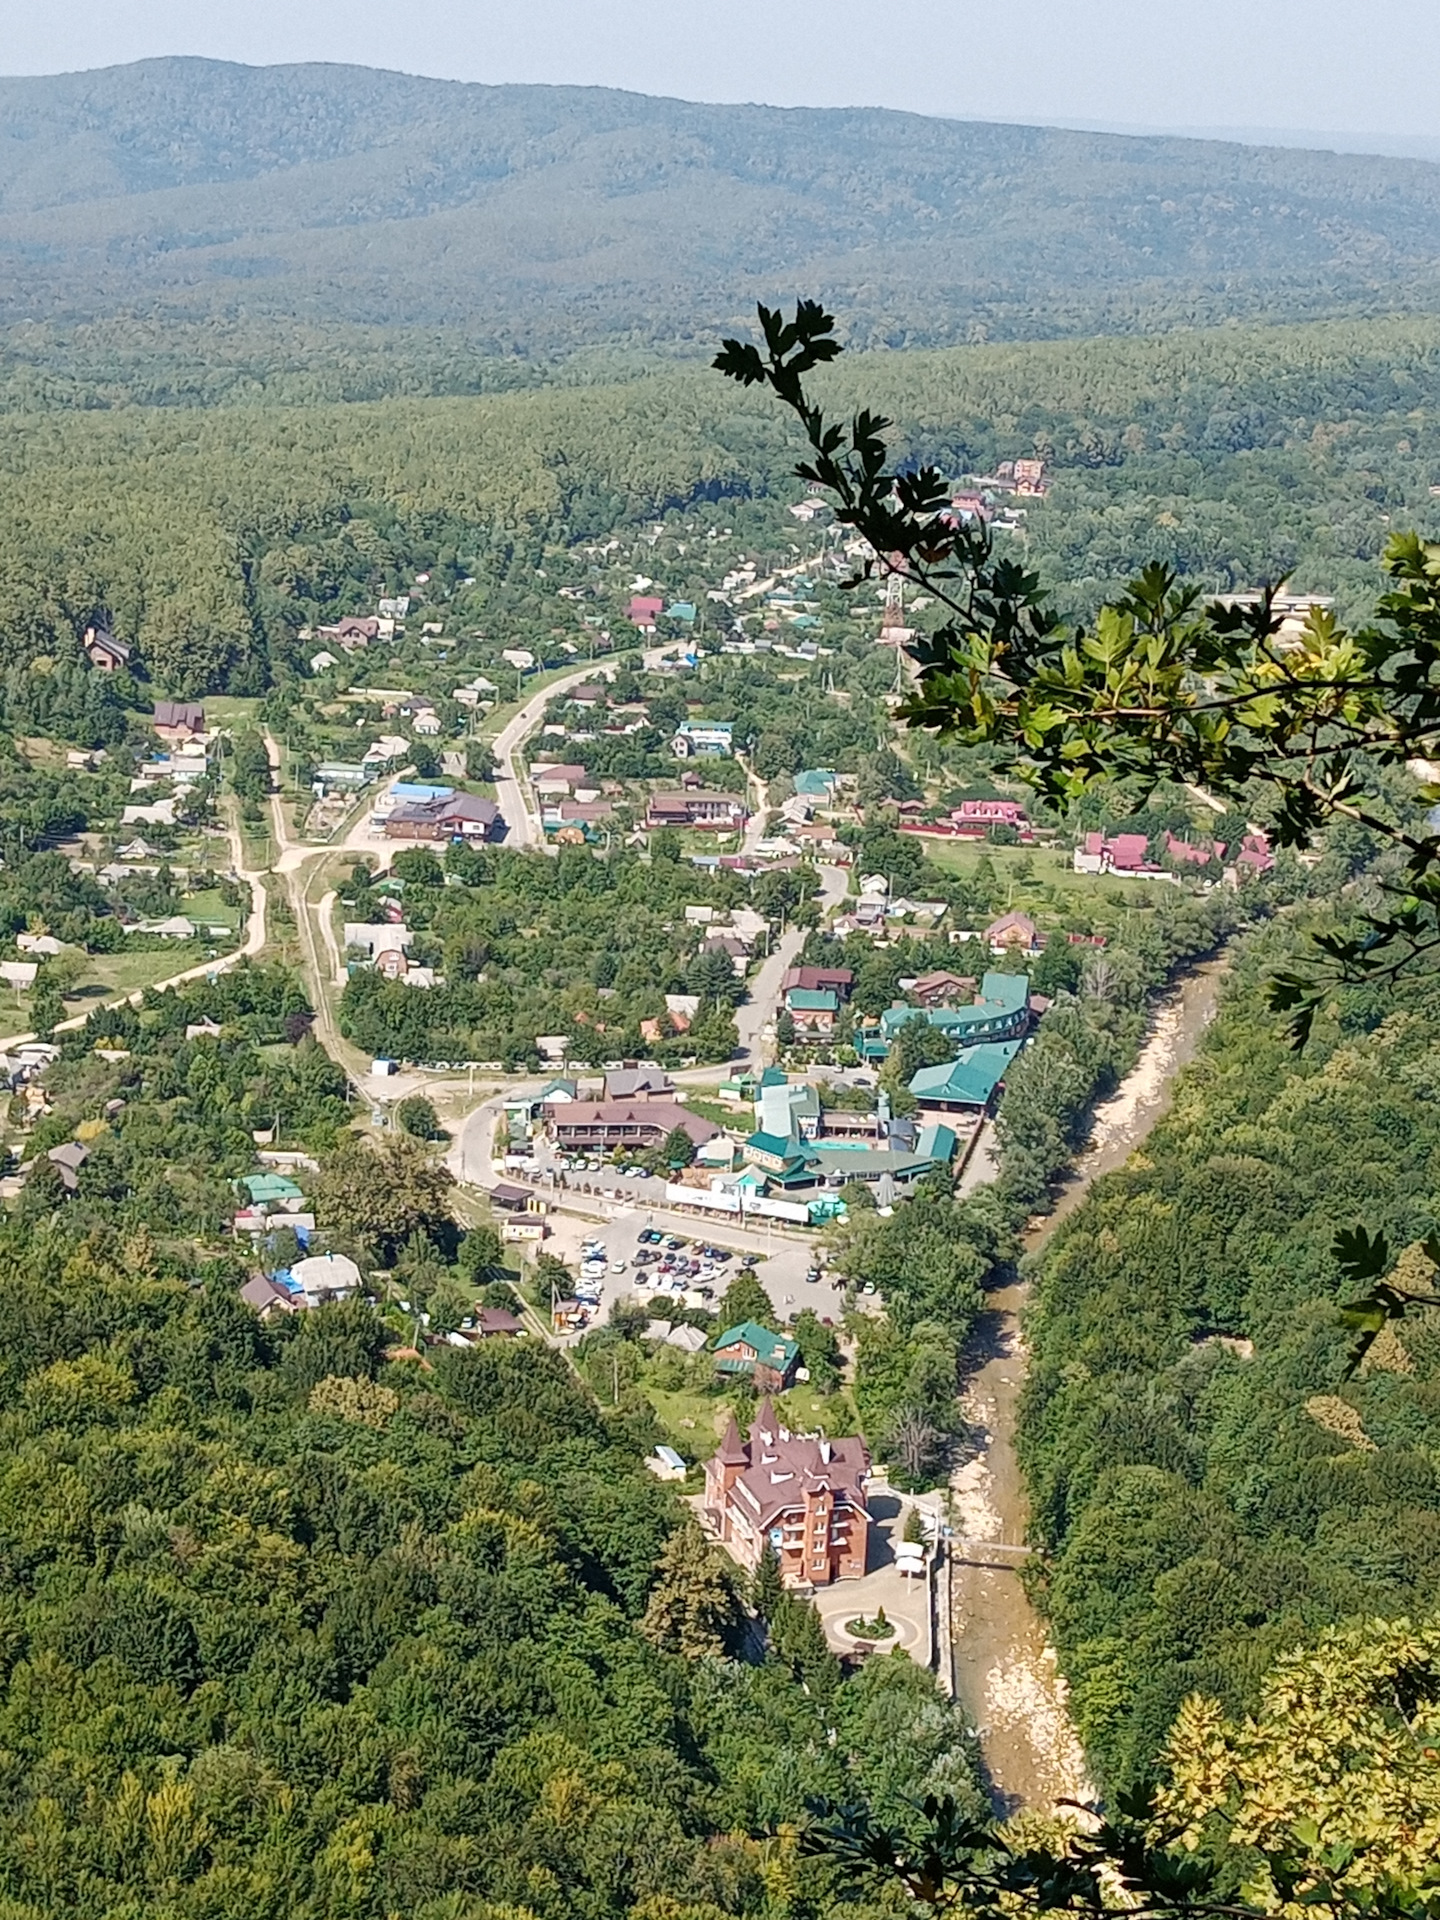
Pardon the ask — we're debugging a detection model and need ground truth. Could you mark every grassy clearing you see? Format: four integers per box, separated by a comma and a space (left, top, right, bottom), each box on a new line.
921, 838, 1169, 913
203, 696, 262, 734
182, 887, 241, 932
60, 943, 232, 1010
644, 1376, 859, 1457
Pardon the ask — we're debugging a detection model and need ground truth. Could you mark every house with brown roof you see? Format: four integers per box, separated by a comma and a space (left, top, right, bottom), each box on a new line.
908, 968, 977, 1007
383, 791, 502, 842
545, 1101, 720, 1153
648, 791, 747, 831
153, 701, 206, 744
780, 965, 854, 1000
318, 615, 380, 650
531, 763, 588, 796
704, 1400, 870, 1586
985, 910, 1043, 954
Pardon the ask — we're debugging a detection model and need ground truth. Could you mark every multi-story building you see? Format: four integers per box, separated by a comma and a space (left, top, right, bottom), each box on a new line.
647, 791, 747, 831
704, 1401, 870, 1586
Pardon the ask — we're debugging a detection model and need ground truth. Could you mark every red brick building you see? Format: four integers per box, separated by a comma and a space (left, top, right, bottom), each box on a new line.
704, 1400, 870, 1587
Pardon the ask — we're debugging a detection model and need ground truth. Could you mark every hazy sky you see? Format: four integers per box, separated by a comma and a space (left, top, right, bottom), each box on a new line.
0, 0, 1432, 140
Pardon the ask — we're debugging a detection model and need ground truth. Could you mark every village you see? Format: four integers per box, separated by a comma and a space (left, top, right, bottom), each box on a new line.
0, 476, 1287, 1634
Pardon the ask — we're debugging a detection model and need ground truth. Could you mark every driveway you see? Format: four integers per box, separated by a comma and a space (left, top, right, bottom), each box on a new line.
809, 1485, 936, 1659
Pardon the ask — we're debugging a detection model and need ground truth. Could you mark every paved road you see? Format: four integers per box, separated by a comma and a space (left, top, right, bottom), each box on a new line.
491, 667, 603, 851
735, 861, 849, 1067
491, 642, 679, 850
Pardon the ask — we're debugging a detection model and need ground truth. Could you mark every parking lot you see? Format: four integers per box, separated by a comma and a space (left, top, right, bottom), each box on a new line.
532, 1199, 861, 1337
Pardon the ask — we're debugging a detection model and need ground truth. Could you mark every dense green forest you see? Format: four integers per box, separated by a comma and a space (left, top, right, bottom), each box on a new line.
1018, 921, 1440, 1795
7, 59, 1440, 349
3, 314, 1440, 691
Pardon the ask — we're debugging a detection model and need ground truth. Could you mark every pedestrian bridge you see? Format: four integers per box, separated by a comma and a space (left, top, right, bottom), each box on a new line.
948, 1538, 1034, 1570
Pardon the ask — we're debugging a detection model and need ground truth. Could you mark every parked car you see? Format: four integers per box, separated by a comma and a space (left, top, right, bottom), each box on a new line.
609, 1258, 627, 1274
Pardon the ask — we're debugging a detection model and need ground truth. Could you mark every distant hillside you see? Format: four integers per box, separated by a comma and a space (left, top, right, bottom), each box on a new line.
6, 59, 1440, 353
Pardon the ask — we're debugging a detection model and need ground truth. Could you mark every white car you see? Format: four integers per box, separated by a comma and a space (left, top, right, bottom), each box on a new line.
609, 1258, 627, 1274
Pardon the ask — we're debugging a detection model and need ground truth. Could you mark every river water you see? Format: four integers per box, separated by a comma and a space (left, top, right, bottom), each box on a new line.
947, 957, 1230, 1813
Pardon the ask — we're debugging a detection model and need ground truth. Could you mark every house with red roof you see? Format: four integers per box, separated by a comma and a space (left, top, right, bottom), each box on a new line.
1165, 833, 1225, 867
949, 797, 1030, 836
1234, 830, 1274, 876
628, 595, 665, 630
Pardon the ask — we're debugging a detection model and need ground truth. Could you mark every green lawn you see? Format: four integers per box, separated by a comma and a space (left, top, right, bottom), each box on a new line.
182, 887, 242, 933
61, 942, 234, 1010
921, 838, 1165, 912
644, 1383, 734, 1453
644, 1376, 860, 1458
203, 696, 262, 734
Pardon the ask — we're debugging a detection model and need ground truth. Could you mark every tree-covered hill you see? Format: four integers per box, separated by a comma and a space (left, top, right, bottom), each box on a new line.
8, 58, 1440, 350
3, 312, 1440, 691
1018, 925, 1440, 1795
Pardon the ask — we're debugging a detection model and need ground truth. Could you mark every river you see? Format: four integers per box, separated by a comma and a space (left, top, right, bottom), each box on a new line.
947, 956, 1230, 1813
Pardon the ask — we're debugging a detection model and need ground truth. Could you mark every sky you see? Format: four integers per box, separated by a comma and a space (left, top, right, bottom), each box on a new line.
0, 0, 1434, 144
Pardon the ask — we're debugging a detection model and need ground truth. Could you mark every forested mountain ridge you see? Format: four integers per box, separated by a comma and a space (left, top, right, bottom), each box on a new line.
8, 59, 1440, 348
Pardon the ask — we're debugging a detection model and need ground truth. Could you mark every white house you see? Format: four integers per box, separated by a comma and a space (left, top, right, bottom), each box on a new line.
288, 1252, 363, 1307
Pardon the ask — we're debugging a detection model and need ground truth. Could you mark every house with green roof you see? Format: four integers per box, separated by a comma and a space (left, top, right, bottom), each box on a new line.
712, 1320, 800, 1392
916, 1122, 960, 1164
909, 1040, 1024, 1112
239, 1172, 305, 1209
743, 1130, 818, 1183
784, 985, 840, 1036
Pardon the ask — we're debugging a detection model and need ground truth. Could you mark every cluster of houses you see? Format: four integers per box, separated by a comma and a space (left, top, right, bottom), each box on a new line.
120, 701, 215, 827
229, 1163, 369, 1317
738, 1068, 967, 1198
1074, 827, 1274, 879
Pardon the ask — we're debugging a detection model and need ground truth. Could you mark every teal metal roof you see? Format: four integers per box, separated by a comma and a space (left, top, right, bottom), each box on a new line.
241, 1172, 303, 1204
745, 1129, 809, 1160
909, 1040, 1024, 1108
981, 969, 1030, 1012
917, 1123, 960, 1163
712, 1321, 799, 1370
794, 768, 836, 796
